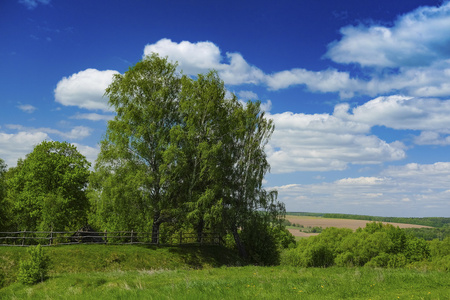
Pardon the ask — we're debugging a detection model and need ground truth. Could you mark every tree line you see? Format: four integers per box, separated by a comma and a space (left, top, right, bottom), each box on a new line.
0, 54, 289, 264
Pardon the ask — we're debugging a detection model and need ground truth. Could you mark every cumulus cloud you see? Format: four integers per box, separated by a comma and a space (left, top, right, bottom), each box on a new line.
54, 69, 119, 111
143, 39, 265, 85
265, 68, 359, 98
266, 110, 405, 173
0, 131, 49, 167
140, 2, 450, 99
414, 131, 450, 145
17, 104, 37, 113
272, 161, 450, 216
337, 95, 450, 132
144, 38, 222, 75
326, 2, 450, 68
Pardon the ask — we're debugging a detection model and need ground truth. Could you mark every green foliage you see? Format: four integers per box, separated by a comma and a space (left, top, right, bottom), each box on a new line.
404, 227, 450, 241
16, 245, 50, 285
92, 54, 284, 258
1, 246, 450, 298
430, 237, 450, 257
282, 223, 435, 269
270, 225, 296, 249
97, 53, 182, 241
88, 160, 152, 234
239, 219, 280, 265
6, 141, 90, 231
282, 227, 352, 267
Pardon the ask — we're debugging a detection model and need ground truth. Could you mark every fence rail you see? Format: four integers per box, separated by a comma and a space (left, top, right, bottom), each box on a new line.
0, 230, 220, 247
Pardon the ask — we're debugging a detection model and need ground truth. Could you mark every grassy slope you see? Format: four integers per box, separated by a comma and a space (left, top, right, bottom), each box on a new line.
0, 244, 243, 288
1, 244, 449, 299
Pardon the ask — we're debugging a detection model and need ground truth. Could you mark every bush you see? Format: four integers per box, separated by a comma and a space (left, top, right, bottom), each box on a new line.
303, 242, 334, 267
240, 219, 281, 266
17, 245, 50, 285
282, 223, 433, 269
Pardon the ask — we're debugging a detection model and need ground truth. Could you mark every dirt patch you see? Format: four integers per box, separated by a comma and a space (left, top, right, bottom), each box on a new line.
286, 216, 431, 232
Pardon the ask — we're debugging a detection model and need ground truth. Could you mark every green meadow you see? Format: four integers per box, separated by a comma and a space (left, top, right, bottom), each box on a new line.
1, 244, 449, 299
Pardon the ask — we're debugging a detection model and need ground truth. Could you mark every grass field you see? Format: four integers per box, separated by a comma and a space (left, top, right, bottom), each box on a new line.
1, 244, 449, 299
1, 265, 449, 299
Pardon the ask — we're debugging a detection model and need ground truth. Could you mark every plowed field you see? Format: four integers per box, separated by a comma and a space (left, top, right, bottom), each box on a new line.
286, 215, 431, 237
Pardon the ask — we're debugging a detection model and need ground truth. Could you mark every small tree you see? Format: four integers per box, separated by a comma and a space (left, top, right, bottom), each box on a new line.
17, 245, 50, 285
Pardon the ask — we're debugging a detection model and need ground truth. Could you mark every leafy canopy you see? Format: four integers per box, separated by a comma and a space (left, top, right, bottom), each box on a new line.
7, 141, 90, 231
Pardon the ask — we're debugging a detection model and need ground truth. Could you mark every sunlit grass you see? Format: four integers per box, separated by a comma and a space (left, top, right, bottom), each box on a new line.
1, 266, 449, 299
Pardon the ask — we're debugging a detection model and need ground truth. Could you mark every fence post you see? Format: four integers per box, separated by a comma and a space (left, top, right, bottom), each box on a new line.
104, 230, 107, 244
130, 230, 133, 244
49, 228, 53, 246
22, 230, 26, 246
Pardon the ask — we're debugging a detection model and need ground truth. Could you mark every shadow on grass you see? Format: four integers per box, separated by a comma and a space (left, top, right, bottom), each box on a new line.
135, 244, 244, 269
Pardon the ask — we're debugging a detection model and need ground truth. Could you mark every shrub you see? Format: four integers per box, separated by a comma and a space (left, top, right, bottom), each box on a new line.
303, 242, 334, 267
365, 252, 390, 268
17, 245, 50, 285
270, 226, 296, 249
240, 220, 280, 266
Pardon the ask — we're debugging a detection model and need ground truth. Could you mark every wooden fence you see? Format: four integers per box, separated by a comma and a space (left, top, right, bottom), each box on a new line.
0, 230, 221, 247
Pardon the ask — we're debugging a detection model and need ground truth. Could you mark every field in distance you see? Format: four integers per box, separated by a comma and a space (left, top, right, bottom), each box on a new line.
285, 214, 432, 238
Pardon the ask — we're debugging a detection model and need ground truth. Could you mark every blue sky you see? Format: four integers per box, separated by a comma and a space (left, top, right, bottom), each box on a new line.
1, 0, 450, 217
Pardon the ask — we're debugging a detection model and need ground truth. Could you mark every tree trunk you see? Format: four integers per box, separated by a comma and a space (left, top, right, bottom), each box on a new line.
196, 219, 204, 243
151, 212, 161, 244
232, 226, 247, 259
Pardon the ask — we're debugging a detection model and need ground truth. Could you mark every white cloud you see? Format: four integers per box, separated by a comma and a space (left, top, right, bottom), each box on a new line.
326, 2, 450, 68
70, 113, 114, 122
6, 124, 92, 140
265, 68, 359, 98
0, 130, 99, 168
144, 39, 222, 75
19, 0, 50, 10
71, 143, 100, 167
272, 162, 450, 217
238, 90, 258, 100
0, 131, 49, 167
143, 39, 265, 85
266, 111, 405, 173
339, 95, 450, 131
383, 162, 450, 185
414, 131, 450, 145
143, 30, 450, 98
335, 176, 386, 185
17, 104, 37, 113
140, 2, 450, 100
264, 94, 450, 174
54, 69, 119, 111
